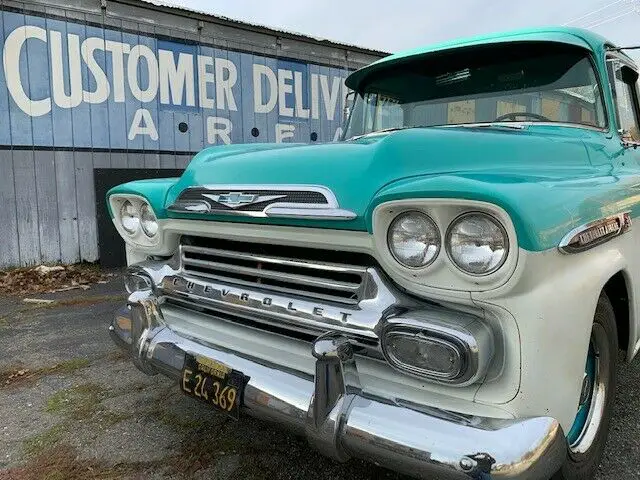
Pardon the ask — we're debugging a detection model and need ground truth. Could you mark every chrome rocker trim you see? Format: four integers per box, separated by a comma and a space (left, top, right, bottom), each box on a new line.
110, 289, 566, 480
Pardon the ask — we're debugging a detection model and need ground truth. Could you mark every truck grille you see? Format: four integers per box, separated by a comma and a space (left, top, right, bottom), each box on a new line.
179, 237, 373, 305
174, 188, 328, 212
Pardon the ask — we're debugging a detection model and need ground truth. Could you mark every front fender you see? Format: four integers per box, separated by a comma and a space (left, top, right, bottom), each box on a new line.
472, 234, 634, 430
367, 169, 609, 252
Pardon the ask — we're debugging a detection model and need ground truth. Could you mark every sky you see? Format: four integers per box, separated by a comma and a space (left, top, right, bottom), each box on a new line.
168, 0, 640, 62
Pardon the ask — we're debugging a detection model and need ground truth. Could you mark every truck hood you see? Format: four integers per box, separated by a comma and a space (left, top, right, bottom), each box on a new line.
171, 127, 593, 200
108, 125, 630, 251
166, 124, 593, 213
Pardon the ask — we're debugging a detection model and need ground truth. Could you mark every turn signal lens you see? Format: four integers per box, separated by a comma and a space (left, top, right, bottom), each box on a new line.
383, 331, 464, 380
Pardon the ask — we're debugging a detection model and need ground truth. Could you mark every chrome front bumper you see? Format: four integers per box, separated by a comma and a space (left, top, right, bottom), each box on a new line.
110, 291, 567, 480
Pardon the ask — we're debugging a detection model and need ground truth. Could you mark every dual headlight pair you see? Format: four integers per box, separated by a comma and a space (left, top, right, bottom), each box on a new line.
387, 211, 509, 275
119, 199, 159, 239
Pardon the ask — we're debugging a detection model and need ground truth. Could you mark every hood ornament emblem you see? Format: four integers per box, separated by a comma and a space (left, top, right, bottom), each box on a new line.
203, 192, 286, 209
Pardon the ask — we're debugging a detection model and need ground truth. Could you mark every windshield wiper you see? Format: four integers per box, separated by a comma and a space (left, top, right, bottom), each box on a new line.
455, 122, 529, 130
347, 125, 429, 141
346, 122, 531, 141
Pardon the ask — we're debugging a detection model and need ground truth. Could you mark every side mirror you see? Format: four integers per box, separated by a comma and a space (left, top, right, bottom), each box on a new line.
343, 91, 355, 123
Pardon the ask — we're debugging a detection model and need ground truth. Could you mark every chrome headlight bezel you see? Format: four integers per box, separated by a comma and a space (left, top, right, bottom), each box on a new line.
445, 211, 510, 276
119, 200, 141, 235
372, 199, 519, 294
386, 211, 441, 269
140, 203, 159, 238
109, 194, 161, 247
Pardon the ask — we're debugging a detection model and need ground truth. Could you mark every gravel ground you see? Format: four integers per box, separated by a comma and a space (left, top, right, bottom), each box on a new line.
0, 275, 639, 479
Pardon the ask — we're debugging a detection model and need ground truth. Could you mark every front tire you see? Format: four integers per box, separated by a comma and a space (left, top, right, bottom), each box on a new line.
553, 292, 618, 480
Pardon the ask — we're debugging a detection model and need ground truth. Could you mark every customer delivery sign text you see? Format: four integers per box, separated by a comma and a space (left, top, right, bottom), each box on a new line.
0, 11, 349, 149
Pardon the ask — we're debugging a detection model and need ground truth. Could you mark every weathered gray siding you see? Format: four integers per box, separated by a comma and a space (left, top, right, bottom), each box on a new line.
0, 0, 384, 268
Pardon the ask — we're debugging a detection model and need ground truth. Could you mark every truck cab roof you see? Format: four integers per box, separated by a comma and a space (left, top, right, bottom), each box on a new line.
345, 26, 632, 91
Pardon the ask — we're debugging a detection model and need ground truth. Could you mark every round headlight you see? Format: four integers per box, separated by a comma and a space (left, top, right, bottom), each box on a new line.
387, 211, 441, 268
120, 200, 140, 234
140, 203, 158, 238
446, 213, 508, 275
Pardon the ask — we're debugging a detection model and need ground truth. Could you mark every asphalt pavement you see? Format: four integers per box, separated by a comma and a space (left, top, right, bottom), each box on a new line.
0, 276, 639, 479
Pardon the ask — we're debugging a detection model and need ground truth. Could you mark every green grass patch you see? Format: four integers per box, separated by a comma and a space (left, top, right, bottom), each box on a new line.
6, 444, 133, 480
98, 411, 135, 427
145, 401, 203, 431
22, 424, 67, 456
51, 358, 90, 374
46, 383, 105, 420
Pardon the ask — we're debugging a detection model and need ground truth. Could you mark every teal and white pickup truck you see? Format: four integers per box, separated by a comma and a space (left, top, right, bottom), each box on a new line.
107, 27, 640, 479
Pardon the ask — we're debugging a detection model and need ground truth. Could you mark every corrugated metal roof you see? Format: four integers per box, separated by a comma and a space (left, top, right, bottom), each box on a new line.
130, 0, 388, 56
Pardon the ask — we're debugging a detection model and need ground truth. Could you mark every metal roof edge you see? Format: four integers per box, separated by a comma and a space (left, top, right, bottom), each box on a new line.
119, 0, 389, 57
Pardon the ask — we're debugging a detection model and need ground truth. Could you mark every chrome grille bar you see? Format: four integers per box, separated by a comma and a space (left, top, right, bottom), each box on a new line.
174, 270, 361, 306
179, 241, 369, 305
182, 257, 361, 292
181, 245, 367, 274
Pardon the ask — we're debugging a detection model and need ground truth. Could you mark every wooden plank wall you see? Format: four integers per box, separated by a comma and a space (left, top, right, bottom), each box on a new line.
0, 150, 193, 268
0, 0, 382, 268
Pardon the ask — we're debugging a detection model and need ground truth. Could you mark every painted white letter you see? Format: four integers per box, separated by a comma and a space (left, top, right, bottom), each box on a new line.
3, 25, 51, 116
105, 40, 130, 102
294, 71, 309, 119
276, 123, 295, 143
207, 116, 232, 144
253, 64, 277, 114
320, 75, 341, 121
128, 108, 158, 140
50, 31, 83, 109
278, 69, 294, 117
159, 50, 195, 106
197, 55, 214, 109
311, 73, 319, 120
215, 58, 237, 111
81, 37, 110, 104
127, 45, 158, 103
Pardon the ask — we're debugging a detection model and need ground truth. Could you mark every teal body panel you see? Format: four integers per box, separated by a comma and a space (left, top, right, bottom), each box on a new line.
107, 177, 180, 218
106, 27, 640, 253
107, 125, 640, 252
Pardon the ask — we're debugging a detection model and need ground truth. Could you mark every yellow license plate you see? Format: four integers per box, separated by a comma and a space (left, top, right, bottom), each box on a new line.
180, 354, 248, 419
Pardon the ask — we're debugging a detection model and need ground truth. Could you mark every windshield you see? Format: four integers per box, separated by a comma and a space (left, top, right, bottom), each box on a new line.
344, 44, 606, 139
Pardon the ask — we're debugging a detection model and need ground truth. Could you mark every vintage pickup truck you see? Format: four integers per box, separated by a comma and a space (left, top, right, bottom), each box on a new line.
108, 27, 640, 479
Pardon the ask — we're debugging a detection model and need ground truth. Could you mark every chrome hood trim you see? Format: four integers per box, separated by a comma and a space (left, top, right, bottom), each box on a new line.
168, 184, 357, 220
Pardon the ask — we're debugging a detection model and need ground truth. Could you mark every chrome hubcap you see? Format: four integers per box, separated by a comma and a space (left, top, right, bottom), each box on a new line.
567, 324, 609, 454
579, 373, 592, 405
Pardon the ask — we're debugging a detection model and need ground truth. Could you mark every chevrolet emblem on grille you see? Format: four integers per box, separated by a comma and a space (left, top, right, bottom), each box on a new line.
202, 192, 286, 209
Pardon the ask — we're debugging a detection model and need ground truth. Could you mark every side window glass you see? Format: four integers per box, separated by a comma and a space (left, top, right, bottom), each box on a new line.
609, 59, 640, 142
